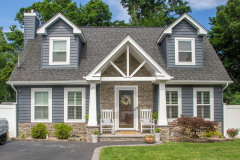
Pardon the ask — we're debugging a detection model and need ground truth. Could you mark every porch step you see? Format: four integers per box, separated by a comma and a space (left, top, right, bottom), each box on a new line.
99, 133, 153, 142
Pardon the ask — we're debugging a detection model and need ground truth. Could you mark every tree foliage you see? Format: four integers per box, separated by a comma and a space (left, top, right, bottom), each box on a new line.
120, 0, 191, 26
208, 0, 240, 104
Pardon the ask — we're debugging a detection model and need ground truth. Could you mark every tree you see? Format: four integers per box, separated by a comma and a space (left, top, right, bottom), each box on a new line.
15, 0, 112, 27
208, 0, 240, 104
120, 0, 191, 27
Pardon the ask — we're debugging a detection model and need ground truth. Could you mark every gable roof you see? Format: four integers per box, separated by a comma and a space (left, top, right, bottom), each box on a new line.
157, 13, 208, 43
86, 35, 173, 81
8, 27, 231, 85
37, 13, 86, 43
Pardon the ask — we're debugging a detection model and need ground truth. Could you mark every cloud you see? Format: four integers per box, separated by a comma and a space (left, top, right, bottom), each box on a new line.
103, 0, 130, 22
187, 0, 228, 10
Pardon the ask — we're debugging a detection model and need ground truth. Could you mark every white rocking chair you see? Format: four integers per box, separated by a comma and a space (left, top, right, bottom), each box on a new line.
140, 109, 155, 133
100, 109, 115, 134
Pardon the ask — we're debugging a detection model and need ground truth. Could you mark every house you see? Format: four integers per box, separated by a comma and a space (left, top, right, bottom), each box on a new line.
7, 9, 232, 141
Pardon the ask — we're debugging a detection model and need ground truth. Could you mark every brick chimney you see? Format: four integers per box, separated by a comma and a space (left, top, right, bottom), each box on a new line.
24, 8, 40, 47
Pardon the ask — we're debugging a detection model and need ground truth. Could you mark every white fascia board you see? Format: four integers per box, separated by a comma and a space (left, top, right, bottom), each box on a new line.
24, 13, 40, 20
157, 13, 208, 44
166, 80, 233, 85
37, 13, 86, 43
7, 80, 89, 86
86, 35, 172, 81
101, 77, 157, 81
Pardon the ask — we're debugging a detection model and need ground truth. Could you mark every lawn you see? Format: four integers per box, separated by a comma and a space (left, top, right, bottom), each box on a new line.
100, 140, 240, 160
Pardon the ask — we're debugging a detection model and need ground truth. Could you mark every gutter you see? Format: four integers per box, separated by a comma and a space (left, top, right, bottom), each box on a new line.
223, 83, 229, 91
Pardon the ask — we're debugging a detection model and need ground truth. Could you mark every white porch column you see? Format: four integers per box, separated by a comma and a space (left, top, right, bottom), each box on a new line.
157, 81, 168, 125
88, 83, 98, 126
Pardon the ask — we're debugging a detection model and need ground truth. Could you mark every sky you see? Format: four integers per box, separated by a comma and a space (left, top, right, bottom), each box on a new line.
0, 0, 228, 32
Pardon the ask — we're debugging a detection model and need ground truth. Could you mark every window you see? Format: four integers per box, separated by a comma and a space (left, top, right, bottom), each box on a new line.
49, 37, 70, 65
31, 88, 52, 122
64, 88, 86, 122
194, 88, 214, 121
166, 88, 182, 121
175, 38, 195, 65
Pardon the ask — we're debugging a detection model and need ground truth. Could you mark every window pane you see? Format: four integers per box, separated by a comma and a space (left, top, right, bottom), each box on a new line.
35, 92, 48, 106
167, 106, 171, 118
171, 91, 178, 104
75, 92, 82, 105
68, 92, 75, 105
68, 106, 74, 119
166, 91, 170, 104
203, 92, 210, 104
172, 106, 178, 118
35, 106, 48, 119
197, 105, 203, 117
53, 41, 66, 51
179, 41, 191, 51
204, 106, 210, 118
53, 52, 66, 62
76, 106, 82, 119
197, 92, 202, 104
179, 52, 192, 62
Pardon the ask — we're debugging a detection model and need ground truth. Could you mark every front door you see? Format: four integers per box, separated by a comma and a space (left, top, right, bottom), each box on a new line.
115, 86, 138, 130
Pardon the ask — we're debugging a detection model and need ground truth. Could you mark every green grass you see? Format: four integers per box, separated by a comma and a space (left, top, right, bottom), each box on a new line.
100, 140, 240, 160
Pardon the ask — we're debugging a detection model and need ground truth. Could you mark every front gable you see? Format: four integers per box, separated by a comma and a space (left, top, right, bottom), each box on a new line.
86, 35, 173, 82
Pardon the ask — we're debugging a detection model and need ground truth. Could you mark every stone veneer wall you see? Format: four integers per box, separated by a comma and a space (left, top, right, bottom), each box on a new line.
100, 81, 153, 130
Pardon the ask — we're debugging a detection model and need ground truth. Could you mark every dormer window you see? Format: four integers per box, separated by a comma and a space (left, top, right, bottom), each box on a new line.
49, 37, 70, 65
175, 38, 195, 65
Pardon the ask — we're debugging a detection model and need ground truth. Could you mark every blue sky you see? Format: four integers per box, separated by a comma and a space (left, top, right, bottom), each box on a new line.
0, 0, 228, 32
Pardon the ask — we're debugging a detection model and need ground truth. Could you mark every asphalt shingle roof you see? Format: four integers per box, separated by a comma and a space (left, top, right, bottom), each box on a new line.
9, 27, 231, 82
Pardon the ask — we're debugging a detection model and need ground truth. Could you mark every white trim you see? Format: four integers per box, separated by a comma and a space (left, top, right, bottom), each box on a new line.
37, 13, 86, 43
166, 88, 182, 122
115, 86, 138, 131
7, 81, 89, 85
64, 88, 86, 123
49, 37, 70, 65
110, 61, 126, 77
166, 80, 233, 85
193, 87, 214, 121
86, 35, 173, 81
31, 88, 52, 122
130, 61, 146, 77
101, 77, 159, 81
175, 37, 196, 65
157, 82, 168, 125
88, 83, 98, 126
24, 13, 40, 20
127, 44, 130, 77
157, 13, 208, 43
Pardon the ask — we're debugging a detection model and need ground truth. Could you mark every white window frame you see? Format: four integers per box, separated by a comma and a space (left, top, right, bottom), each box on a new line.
49, 37, 70, 65
31, 88, 52, 122
175, 37, 196, 65
166, 88, 182, 122
193, 88, 214, 121
64, 88, 86, 122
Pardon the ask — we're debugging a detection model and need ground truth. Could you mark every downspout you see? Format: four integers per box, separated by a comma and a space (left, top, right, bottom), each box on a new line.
10, 83, 18, 137
222, 83, 229, 137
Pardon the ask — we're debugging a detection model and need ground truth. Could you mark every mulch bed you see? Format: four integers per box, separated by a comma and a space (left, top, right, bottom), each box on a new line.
176, 137, 234, 143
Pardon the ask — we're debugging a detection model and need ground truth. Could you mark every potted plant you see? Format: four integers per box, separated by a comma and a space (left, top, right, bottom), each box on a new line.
91, 130, 99, 143
154, 128, 161, 142
227, 128, 239, 138
145, 135, 155, 144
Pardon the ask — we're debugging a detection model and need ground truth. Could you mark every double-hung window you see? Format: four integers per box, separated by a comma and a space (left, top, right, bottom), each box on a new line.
194, 88, 214, 121
175, 37, 195, 65
166, 88, 182, 121
64, 88, 86, 122
31, 88, 52, 122
49, 37, 70, 65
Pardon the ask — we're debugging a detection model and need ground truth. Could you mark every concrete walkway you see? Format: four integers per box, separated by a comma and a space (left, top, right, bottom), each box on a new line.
0, 140, 145, 160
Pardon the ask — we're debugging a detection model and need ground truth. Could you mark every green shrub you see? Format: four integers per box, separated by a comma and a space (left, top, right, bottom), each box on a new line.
31, 123, 49, 139
85, 114, 89, 121
202, 131, 222, 138
92, 130, 99, 135
54, 123, 72, 139
152, 112, 158, 120
20, 132, 26, 139
155, 128, 161, 133
145, 135, 154, 138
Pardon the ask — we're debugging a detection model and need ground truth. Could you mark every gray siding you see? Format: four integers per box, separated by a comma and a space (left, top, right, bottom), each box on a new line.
18, 85, 90, 123
24, 16, 40, 47
182, 86, 194, 117
214, 86, 223, 122
41, 19, 80, 68
160, 36, 167, 65
166, 20, 204, 68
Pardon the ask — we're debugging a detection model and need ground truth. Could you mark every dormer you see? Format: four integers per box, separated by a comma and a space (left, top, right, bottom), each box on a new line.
157, 13, 208, 68
36, 13, 86, 68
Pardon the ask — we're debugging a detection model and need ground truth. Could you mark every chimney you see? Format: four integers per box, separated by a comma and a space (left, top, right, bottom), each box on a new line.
24, 8, 40, 47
